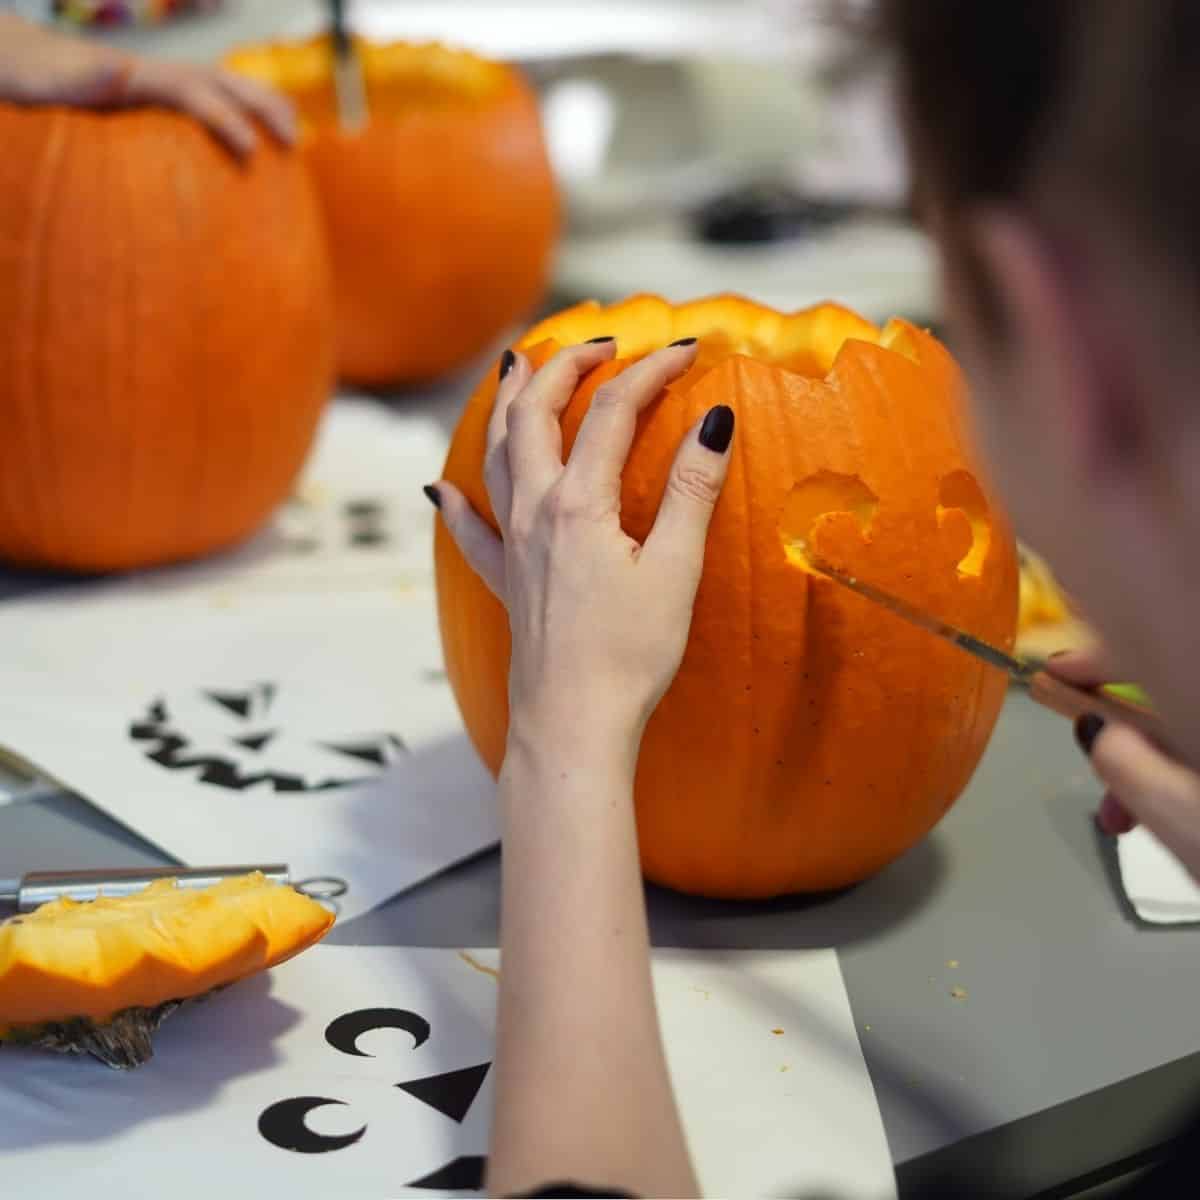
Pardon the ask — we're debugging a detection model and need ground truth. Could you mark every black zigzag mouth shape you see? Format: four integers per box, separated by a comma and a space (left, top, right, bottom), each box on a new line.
128, 687, 405, 794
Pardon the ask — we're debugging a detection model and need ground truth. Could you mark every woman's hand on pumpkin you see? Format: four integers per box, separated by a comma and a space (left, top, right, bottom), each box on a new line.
0, 14, 294, 157
1049, 646, 1200, 881
433, 338, 735, 752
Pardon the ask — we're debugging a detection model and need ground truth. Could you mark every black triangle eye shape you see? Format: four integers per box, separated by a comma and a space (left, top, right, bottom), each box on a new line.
407, 1155, 487, 1192
396, 1062, 491, 1123
232, 730, 277, 752
205, 683, 275, 721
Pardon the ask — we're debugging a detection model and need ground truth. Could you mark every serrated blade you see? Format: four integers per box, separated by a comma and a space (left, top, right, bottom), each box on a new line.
809, 557, 1034, 682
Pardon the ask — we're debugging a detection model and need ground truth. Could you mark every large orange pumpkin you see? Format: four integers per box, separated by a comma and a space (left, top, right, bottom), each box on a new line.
226, 37, 560, 386
435, 295, 1020, 898
0, 104, 334, 573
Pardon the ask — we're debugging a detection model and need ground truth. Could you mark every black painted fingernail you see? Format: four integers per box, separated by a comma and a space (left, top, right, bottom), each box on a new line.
698, 405, 734, 453
669, 337, 697, 347
499, 349, 516, 380
1075, 713, 1105, 756
423, 484, 442, 509
586, 335, 615, 344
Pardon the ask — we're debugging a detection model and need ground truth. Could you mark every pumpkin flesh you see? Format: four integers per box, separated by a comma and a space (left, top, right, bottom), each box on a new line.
435, 295, 1019, 898
0, 873, 333, 1032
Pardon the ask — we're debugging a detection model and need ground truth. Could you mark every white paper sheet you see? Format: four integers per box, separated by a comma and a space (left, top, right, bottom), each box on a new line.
0, 587, 498, 922
0, 397, 502, 920
92, 396, 450, 599
0, 945, 895, 1199
1117, 825, 1200, 925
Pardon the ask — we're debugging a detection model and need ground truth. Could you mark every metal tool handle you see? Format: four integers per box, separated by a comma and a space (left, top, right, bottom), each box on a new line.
1028, 672, 1163, 744
10, 864, 289, 913
329, 0, 350, 58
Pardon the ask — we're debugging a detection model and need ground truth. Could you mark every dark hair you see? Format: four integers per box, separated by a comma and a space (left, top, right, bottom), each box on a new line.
876, 1, 1200, 325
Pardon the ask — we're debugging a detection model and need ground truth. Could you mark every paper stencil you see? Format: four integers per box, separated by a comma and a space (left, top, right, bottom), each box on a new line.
0, 946, 896, 1199
0, 587, 498, 922
0, 398, 504, 919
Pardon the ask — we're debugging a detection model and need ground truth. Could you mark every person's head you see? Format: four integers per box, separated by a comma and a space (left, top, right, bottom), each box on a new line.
876, 1, 1200, 750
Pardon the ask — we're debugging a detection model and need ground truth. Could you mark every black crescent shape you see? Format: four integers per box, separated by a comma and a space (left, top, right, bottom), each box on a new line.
325, 1008, 431, 1057
258, 1096, 365, 1154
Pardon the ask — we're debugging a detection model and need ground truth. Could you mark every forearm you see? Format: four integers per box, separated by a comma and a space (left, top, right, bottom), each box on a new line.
487, 721, 698, 1199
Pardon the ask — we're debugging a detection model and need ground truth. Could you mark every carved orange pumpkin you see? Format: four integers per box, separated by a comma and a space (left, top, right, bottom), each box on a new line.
435, 295, 1020, 897
227, 37, 560, 386
0, 104, 333, 573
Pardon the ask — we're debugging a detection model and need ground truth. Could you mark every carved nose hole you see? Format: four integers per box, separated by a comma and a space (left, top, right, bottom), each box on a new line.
779, 471, 879, 570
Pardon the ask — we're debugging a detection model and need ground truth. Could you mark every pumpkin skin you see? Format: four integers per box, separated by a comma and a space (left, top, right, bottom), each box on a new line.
226, 37, 560, 386
0, 104, 334, 573
435, 294, 1020, 898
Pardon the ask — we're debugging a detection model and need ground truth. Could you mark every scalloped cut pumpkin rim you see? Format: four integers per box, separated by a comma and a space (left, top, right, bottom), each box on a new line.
514, 293, 925, 386
224, 35, 513, 132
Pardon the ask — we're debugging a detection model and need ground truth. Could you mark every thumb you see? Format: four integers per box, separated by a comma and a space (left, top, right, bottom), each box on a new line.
1084, 719, 1200, 881
643, 404, 734, 580
427, 481, 506, 601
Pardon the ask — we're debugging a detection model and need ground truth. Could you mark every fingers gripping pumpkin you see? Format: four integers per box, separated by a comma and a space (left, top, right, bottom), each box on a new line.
435, 295, 1019, 898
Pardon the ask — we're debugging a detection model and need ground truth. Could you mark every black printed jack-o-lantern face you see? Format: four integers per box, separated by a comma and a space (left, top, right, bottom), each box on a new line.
257, 1006, 492, 1191
128, 683, 406, 793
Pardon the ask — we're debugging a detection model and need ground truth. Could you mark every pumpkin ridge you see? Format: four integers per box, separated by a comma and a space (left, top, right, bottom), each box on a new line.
24, 109, 69, 560
732, 356, 765, 890
117, 123, 144, 565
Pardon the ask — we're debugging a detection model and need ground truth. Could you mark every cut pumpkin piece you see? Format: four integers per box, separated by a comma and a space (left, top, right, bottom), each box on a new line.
0, 873, 333, 1069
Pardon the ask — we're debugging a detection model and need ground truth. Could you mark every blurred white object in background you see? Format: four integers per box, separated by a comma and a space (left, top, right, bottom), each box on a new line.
79, 0, 931, 322
286, 1, 816, 61
541, 76, 616, 187
556, 216, 933, 325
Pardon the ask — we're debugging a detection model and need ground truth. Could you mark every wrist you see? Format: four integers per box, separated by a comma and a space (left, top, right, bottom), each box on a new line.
503, 701, 642, 789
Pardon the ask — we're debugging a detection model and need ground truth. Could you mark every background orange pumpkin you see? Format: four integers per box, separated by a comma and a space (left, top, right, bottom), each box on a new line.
435, 295, 1020, 898
0, 104, 334, 573
226, 37, 560, 386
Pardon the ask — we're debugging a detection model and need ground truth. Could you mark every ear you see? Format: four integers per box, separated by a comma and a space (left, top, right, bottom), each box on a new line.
963, 208, 1146, 481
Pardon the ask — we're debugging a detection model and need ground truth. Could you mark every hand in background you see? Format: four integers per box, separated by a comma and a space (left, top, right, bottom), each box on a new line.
1050, 646, 1200, 881
0, 13, 294, 156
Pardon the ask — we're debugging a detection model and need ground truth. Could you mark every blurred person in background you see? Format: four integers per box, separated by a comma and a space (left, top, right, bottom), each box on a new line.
430, 2, 1200, 1195
0, 10, 293, 154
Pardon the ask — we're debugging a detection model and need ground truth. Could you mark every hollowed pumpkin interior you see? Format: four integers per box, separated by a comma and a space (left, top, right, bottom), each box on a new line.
225, 36, 510, 132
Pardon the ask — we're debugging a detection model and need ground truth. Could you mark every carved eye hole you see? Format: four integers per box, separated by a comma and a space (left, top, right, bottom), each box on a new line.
779, 470, 880, 569
937, 470, 991, 577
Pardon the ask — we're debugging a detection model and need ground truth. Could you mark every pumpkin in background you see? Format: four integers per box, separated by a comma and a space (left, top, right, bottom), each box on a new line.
435, 295, 1020, 898
0, 104, 333, 573
226, 37, 560, 386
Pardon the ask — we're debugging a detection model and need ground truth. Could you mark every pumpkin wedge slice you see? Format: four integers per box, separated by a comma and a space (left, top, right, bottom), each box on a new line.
0, 873, 332, 1068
